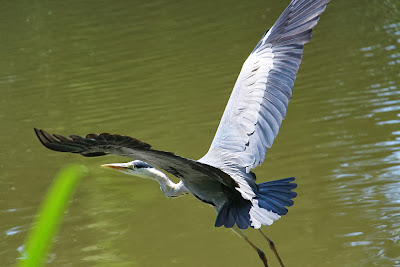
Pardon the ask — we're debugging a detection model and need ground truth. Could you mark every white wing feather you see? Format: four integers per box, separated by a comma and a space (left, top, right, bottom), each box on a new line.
200, 0, 330, 173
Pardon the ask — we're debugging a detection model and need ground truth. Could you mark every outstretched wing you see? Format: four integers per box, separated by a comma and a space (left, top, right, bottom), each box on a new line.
202, 0, 330, 172
34, 128, 236, 189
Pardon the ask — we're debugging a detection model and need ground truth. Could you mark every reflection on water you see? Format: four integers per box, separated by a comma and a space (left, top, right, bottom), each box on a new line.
1, 0, 400, 266
325, 15, 400, 265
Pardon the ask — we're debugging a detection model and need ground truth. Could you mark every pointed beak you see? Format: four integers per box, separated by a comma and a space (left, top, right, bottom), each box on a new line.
101, 163, 128, 171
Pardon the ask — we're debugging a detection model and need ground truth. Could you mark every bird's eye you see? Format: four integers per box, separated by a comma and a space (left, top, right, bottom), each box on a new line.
129, 165, 135, 170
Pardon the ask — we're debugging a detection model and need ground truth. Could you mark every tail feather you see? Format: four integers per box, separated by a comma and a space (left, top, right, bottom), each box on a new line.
215, 202, 252, 229
236, 205, 251, 229
264, 192, 295, 206
214, 205, 229, 227
255, 177, 297, 216
257, 197, 289, 215
215, 177, 297, 230
225, 207, 236, 228
263, 189, 297, 199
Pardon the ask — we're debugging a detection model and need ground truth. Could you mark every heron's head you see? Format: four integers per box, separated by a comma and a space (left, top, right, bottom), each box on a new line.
102, 160, 156, 179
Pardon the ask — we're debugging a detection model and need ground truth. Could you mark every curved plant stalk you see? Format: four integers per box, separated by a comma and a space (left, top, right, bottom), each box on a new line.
18, 165, 86, 267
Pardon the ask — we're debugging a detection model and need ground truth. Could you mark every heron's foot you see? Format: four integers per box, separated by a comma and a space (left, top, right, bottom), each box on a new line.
231, 226, 269, 267
258, 229, 284, 267
257, 248, 268, 267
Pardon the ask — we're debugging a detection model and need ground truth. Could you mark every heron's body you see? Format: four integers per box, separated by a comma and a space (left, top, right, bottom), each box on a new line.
34, 0, 331, 265
181, 174, 226, 206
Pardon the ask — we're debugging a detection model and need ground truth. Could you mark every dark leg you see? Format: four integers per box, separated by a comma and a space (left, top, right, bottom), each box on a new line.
258, 229, 284, 267
231, 226, 268, 267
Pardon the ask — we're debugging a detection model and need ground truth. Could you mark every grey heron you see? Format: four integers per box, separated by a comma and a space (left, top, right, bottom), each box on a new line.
34, 0, 330, 266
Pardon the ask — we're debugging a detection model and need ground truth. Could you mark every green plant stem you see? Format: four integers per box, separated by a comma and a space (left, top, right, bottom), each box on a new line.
18, 165, 85, 267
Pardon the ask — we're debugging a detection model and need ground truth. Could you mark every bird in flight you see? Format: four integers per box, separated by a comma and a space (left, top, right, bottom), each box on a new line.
35, 0, 330, 266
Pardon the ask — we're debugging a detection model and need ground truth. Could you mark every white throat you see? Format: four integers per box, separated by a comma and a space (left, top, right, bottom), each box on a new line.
135, 168, 189, 198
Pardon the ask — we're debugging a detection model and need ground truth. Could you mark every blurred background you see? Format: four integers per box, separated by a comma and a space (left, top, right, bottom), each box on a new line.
1, 0, 399, 266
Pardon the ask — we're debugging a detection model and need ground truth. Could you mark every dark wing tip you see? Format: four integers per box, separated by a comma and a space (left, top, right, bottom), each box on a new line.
255, 0, 330, 49
34, 128, 84, 153
34, 128, 55, 149
34, 128, 152, 156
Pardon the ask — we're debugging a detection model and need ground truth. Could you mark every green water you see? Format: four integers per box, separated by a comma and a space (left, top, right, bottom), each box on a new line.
1, 0, 400, 266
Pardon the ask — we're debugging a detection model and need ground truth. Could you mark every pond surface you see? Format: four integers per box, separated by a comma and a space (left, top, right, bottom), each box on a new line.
1, 0, 400, 266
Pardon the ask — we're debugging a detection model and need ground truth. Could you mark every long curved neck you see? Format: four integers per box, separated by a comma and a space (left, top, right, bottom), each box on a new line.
142, 168, 189, 198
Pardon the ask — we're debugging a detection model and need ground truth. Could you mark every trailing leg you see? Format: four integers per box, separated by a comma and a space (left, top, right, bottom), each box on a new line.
231, 225, 268, 267
258, 229, 284, 267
